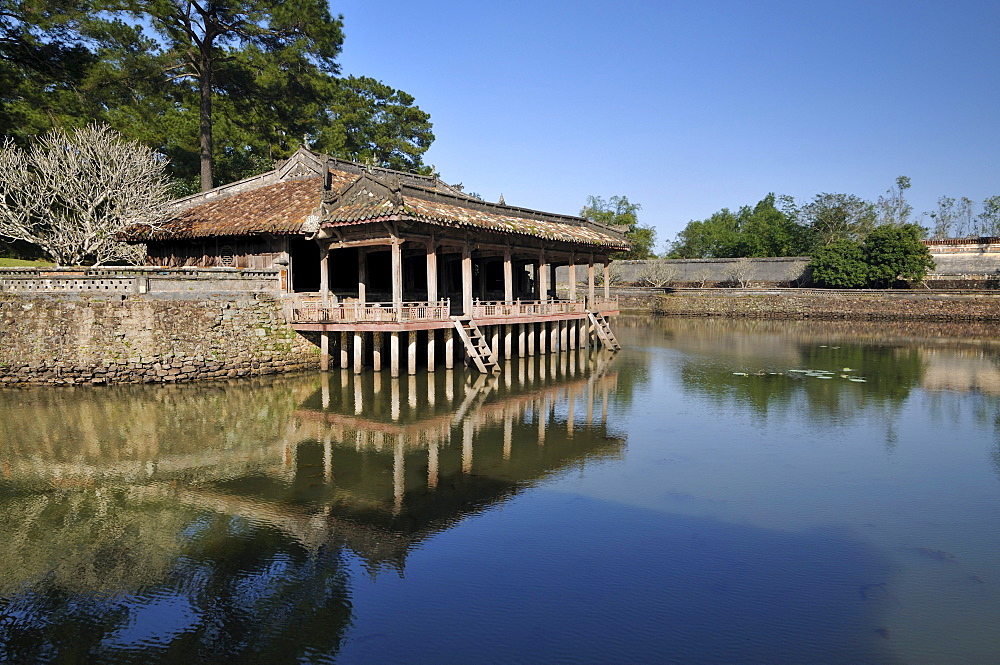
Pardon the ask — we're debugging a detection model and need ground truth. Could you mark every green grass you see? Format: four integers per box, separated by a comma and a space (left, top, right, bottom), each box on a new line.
0, 258, 55, 267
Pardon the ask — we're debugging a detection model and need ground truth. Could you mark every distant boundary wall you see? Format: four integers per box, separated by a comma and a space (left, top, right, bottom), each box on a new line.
553, 249, 1000, 289
0, 292, 318, 386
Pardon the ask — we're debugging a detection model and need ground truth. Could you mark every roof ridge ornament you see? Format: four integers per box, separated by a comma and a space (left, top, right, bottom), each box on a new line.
498, 193, 506, 206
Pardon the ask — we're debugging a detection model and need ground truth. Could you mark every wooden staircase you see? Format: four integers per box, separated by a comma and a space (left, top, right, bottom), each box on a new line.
587, 311, 621, 351
453, 317, 501, 374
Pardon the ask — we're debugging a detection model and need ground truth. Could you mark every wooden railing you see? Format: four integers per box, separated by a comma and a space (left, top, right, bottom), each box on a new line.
470, 299, 586, 319
587, 295, 619, 312
289, 300, 452, 324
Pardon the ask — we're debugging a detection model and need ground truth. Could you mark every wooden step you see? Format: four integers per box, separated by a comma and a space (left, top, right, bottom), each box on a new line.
587, 310, 621, 351
452, 317, 501, 374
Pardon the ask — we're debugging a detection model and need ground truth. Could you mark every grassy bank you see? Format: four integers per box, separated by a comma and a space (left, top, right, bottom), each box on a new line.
0, 258, 55, 267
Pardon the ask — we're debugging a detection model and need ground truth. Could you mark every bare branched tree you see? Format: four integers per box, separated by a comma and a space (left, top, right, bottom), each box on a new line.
726, 257, 755, 288
636, 260, 679, 288
595, 261, 625, 287
0, 125, 169, 265
692, 266, 713, 288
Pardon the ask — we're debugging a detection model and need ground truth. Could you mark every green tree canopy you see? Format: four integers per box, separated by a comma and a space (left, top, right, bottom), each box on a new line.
807, 240, 869, 288
581, 195, 655, 259
667, 194, 807, 258
862, 223, 935, 288
795, 192, 877, 247
0, 0, 436, 198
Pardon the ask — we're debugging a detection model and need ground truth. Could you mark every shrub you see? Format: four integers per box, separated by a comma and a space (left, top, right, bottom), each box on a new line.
808, 241, 869, 288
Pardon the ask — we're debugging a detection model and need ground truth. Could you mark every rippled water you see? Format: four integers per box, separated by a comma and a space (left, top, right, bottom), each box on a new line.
1, 316, 999, 664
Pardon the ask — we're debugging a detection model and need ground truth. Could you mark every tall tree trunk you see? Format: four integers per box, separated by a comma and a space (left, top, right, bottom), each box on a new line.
199, 58, 213, 192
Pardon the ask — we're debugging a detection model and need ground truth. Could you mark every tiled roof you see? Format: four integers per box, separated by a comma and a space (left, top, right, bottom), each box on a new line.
401, 196, 629, 249
323, 182, 629, 249
124, 151, 628, 250
126, 177, 323, 241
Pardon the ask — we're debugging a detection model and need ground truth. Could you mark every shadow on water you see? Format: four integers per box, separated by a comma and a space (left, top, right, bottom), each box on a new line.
338, 492, 903, 665
0, 344, 908, 664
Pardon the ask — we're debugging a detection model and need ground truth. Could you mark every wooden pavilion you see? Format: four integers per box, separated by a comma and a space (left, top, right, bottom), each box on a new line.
126, 148, 628, 374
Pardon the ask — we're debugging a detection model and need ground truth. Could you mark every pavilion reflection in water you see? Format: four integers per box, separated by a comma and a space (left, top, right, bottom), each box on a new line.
183, 350, 624, 571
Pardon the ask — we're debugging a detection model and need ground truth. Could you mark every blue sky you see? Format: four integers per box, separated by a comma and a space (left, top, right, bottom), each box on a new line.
334, 0, 999, 251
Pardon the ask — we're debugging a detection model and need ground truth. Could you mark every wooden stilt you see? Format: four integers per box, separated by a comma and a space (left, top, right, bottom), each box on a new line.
340, 331, 349, 368
320, 331, 329, 371
427, 329, 435, 372
539, 321, 547, 354
445, 328, 454, 369
518, 323, 526, 357
528, 323, 535, 355
372, 332, 382, 371
407, 331, 417, 375
390, 331, 400, 378
504, 325, 512, 359
353, 331, 363, 374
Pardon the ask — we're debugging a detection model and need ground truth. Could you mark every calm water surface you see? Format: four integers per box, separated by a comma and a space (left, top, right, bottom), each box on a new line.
1, 316, 999, 664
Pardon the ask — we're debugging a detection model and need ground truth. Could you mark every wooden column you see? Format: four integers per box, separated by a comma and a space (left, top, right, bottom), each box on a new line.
491, 326, 499, 360
358, 249, 367, 304
319, 244, 330, 304
340, 331, 349, 368
588, 258, 595, 307
560, 320, 568, 350
426, 240, 438, 302
518, 324, 526, 357
427, 330, 435, 372
462, 244, 473, 316
390, 332, 400, 378
391, 239, 403, 313
353, 331, 363, 374
538, 252, 548, 303
539, 321, 547, 354
527, 323, 535, 355
407, 331, 417, 375
553, 321, 561, 351
504, 325, 512, 359
604, 262, 610, 299
568, 256, 576, 303
503, 248, 513, 302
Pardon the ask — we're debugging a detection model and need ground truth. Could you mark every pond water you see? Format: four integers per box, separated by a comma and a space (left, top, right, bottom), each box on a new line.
1, 316, 999, 664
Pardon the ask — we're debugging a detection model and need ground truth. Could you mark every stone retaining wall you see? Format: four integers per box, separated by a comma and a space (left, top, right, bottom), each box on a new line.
0, 294, 319, 386
645, 291, 1000, 321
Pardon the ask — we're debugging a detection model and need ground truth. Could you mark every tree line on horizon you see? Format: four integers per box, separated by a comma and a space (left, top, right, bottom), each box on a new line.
665, 176, 1000, 260
0, 0, 435, 197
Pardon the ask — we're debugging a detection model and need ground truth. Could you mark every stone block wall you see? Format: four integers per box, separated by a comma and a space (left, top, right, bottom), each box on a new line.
0, 294, 319, 386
